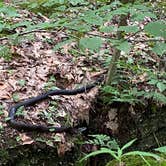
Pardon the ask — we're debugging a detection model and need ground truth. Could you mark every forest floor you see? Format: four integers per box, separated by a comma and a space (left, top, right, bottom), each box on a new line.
0, 2, 165, 165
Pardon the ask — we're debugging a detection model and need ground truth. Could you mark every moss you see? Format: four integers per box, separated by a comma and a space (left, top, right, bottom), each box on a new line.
0, 149, 10, 165
106, 155, 166, 166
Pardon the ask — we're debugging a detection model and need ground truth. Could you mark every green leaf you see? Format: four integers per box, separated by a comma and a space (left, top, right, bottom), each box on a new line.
152, 43, 166, 56
147, 79, 158, 85
157, 82, 166, 92
82, 11, 103, 26
17, 79, 26, 87
144, 21, 166, 38
0, 46, 12, 61
71, 24, 91, 32
0, 124, 3, 130
124, 151, 160, 161
11, 21, 32, 29
155, 146, 166, 153
53, 39, 74, 51
153, 92, 166, 104
12, 93, 20, 102
132, 4, 151, 11
121, 139, 137, 151
117, 147, 122, 158
132, 11, 157, 21
70, 0, 85, 6
116, 41, 131, 53
16, 136, 21, 142
79, 37, 103, 51
100, 26, 117, 33
80, 148, 119, 162
130, 5, 157, 21
110, 7, 129, 16
118, 25, 139, 33
0, 23, 5, 32
0, 6, 18, 17
0, 104, 4, 111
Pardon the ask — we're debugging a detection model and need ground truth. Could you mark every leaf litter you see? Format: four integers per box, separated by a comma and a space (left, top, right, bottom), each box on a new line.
0, 8, 103, 153
0, 3, 165, 154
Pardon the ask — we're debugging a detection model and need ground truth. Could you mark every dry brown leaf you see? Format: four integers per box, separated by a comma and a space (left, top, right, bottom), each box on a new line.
0, 82, 11, 99
19, 133, 34, 145
57, 142, 73, 156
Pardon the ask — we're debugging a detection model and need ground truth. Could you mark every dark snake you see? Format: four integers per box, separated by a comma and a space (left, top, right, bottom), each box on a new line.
8, 78, 102, 133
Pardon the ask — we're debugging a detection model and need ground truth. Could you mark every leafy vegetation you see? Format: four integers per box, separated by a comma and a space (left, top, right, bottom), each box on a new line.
0, 0, 165, 105
80, 135, 166, 166
0, 0, 165, 165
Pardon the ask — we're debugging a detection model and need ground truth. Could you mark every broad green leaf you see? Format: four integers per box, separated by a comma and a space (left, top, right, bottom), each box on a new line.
153, 92, 166, 104
132, 4, 151, 11
124, 151, 160, 161
82, 11, 103, 26
155, 146, 166, 153
144, 12, 157, 19
131, 11, 157, 21
100, 26, 117, 33
157, 82, 166, 92
118, 25, 139, 33
130, 4, 157, 21
121, 139, 137, 151
97, 4, 113, 12
79, 37, 103, 51
144, 21, 166, 38
0, 6, 18, 17
147, 79, 158, 85
152, 43, 166, 56
110, 7, 129, 16
131, 13, 146, 21
116, 41, 131, 53
71, 24, 91, 32
70, 0, 85, 5
144, 92, 154, 99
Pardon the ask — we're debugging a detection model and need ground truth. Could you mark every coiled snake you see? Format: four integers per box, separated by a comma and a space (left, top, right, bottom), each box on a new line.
8, 78, 102, 133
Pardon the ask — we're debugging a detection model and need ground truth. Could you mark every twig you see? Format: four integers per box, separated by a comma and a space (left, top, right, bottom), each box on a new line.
129, 38, 166, 42
0, 29, 50, 41
125, 29, 143, 40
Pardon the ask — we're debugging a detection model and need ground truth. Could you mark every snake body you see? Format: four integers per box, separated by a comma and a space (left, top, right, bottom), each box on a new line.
8, 79, 101, 133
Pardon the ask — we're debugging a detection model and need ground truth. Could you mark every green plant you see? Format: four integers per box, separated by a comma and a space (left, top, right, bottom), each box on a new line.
0, 46, 12, 61
155, 146, 166, 154
0, 104, 4, 116
17, 79, 26, 87
12, 93, 20, 102
85, 134, 119, 149
80, 137, 162, 166
44, 75, 58, 90
15, 106, 25, 116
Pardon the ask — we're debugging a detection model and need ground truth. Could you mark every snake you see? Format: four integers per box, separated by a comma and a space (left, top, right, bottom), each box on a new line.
8, 78, 103, 133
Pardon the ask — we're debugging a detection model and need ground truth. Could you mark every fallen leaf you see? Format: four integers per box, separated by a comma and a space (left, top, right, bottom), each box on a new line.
19, 133, 34, 145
